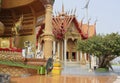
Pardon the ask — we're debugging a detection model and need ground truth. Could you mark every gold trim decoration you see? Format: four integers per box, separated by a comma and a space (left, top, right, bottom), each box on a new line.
0, 38, 10, 48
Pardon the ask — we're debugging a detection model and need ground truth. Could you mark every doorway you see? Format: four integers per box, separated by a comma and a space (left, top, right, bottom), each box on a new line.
72, 52, 76, 61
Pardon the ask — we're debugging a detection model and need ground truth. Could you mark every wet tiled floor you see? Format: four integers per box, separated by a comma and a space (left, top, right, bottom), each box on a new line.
11, 63, 117, 83
11, 75, 116, 83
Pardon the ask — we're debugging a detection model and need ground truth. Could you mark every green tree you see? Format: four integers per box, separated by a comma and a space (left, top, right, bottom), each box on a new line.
77, 33, 120, 70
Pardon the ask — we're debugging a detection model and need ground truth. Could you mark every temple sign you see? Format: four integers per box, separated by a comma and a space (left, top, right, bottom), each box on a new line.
12, 15, 23, 35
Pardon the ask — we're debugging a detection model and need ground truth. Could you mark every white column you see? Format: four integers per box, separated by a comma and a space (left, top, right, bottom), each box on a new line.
93, 55, 97, 66
53, 41, 56, 55
57, 42, 60, 58
80, 51, 82, 60
64, 39, 67, 62
94, 56, 97, 66
91, 55, 94, 69
76, 51, 79, 62
91, 54, 96, 69
43, 43, 44, 57
84, 53, 87, 61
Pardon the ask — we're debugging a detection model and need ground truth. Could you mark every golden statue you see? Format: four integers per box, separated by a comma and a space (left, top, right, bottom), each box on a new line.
11, 15, 23, 48
12, 15, 23, 35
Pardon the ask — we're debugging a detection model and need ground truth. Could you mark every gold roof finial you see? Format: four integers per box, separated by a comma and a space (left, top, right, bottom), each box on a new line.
62, 3, 64, 14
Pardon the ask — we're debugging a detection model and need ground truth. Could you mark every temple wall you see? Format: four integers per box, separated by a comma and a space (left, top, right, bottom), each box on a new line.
0, 64, 37, 77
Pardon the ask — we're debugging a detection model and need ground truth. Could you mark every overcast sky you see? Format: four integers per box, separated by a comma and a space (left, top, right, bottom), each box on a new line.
53, 0, 120, 34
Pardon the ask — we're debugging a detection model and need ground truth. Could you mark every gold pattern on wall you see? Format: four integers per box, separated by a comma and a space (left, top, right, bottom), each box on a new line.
0, 38, 10, 48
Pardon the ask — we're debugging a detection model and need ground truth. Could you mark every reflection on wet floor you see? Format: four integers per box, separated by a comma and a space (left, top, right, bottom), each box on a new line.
11, 63, 116, 83
61, 63, 116, 76
11, 75, 116, 83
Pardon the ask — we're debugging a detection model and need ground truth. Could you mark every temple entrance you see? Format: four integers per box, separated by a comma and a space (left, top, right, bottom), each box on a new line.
72, 52, 76, 61
66, 52, 69, 60
66, 39, 77, 62
66, 52, 76, 61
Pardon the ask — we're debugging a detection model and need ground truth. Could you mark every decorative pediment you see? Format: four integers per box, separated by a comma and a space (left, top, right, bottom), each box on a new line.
65, 21, 81, 40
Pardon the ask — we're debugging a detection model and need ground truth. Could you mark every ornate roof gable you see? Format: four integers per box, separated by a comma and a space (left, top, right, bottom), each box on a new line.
52, 4, 77, 40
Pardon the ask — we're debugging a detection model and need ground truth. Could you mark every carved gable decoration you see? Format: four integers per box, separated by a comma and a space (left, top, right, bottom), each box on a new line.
52, 14, 74, 40
67, 22, 79, 33
66, 21, 80, 39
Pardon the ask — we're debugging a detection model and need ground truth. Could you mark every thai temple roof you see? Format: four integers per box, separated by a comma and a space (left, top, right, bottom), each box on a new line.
36, 4, 96, 40
82, 24, 96, 38
52, 4, 96, 40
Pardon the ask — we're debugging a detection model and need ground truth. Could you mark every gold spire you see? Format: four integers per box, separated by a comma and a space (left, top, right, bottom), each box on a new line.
62, 3, 64, 14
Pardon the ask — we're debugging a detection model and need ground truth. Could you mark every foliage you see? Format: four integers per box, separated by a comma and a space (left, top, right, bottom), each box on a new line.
96, 68, 109, 72
77, 33, 120, 69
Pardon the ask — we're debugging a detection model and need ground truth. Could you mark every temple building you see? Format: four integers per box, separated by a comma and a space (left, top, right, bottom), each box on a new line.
36, 5, 96, 63
0, 0, 96, 63
0, 0, 97, 77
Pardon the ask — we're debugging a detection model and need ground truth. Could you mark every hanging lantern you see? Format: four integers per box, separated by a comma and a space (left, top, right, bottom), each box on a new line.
0, 21, 4, 35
